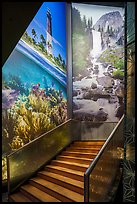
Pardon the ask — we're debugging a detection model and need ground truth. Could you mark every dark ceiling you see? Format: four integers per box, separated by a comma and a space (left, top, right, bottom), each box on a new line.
2, 2, 42, 66
2, 2, 125, 66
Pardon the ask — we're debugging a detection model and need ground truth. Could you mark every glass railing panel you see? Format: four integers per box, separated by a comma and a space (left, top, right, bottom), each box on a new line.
81, 121, 117, 140
7, 119, 81, 194
84, 116, 124, 202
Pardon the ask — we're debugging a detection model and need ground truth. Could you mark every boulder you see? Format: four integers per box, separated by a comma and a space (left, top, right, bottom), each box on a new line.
94, 64, 99, 69
81, 87, 90, 92
94, 108, 108, 121
86, 75, 92, 79
115, 104, 124, 118
93, 69, 99, 74
105, 87, 113, 94
83, 90, 93, 100
91, 82, 97, 89
73, 111, 94, 121
97, 76, 114, 88
102, 62, 109, 68
103, 72, 112, 77
115, 84, 124, 98
73, 102, 80, 110
108, 96, 118, 103
73, 90, 78, 97
87, 67, 93, 72
107, 66, 113, 71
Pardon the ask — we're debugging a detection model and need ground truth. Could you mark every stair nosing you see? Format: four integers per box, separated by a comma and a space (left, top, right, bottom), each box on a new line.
30, 177, 84, 202
38, 171, 84, 189
52, 159, 89, 167
57, 155, 93, 161
62, 151, 98, 155
45, 165, 84, 176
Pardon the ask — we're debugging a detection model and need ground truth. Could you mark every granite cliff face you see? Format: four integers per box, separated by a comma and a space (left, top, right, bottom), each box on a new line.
93, 11, 123, 36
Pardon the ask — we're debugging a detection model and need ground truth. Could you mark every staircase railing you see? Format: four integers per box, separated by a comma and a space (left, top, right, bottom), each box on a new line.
84, 115, 124, 202
6, 119, 81, 195
7, 116, 123, 200
80, 121, 117, 140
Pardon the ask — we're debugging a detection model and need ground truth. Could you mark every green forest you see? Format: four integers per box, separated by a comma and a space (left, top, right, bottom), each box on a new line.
98, 47, 124, 79
72, 8, 91, 77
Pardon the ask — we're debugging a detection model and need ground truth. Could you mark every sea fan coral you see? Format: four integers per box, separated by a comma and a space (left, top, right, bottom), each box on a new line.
28, 94, 50, 115
13, 101, 56, 146
10, 136, 24, 150
47, 88, 64, 107
2, 156, 7, 180
2, 109, 17, 154
50, 101, 67, 126
3, 87, 67, 152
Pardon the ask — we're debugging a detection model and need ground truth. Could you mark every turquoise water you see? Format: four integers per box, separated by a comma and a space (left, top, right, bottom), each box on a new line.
2, 47, 67, 98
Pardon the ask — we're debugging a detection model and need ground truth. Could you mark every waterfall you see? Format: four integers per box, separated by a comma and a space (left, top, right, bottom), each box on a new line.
90, 30, 102, 59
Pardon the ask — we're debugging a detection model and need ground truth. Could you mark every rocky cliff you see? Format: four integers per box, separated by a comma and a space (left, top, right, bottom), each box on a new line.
93, 11, 123, 37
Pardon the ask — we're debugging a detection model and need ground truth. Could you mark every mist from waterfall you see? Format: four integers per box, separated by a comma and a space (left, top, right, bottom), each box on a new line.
90, 30, 102, 59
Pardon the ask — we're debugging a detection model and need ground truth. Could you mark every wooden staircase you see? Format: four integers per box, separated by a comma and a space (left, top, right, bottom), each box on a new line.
9, 140, 105, 202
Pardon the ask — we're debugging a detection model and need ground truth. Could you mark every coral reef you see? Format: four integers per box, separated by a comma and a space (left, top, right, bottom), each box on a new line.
2, 83, 67, 151
2, 109, 18, 154
2, 81, 67, 180
7, 74, 29, 96
2, 156, 7, 180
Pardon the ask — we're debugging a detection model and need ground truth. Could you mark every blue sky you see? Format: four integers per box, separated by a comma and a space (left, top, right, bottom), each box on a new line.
24, 2, 66, 63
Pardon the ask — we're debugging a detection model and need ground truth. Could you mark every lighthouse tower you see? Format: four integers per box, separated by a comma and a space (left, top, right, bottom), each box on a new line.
46, 8, 52, 55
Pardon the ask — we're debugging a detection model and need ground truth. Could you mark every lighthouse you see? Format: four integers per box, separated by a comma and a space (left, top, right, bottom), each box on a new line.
46, 8, 52, 55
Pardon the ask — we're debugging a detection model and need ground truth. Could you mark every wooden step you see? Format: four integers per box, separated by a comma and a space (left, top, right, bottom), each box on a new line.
8, 140, 105, 202
70, 144, 101, 150
73, 141, 105, 146
57, 155, 92, 165
51, 160, 89, 172
66, 146, 100, 153
20, 184, 61, 202
45, 165, 84, 181
30, 177, 84, 202
71, 144, 104, 149
38, 171, 84, 194
9, 192, 32, 202
61, 151, 97, 159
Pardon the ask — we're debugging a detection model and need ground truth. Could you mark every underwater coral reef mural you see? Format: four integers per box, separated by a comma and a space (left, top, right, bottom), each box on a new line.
2, 2, 67, 180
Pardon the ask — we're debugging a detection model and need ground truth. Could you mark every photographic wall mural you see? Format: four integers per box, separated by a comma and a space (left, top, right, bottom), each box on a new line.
72, 3, 125, 122
2, 2, 67, 180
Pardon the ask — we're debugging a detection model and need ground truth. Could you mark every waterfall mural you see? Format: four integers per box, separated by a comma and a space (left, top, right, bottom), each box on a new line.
2, 2, 67, 181
72, 3, 124, 122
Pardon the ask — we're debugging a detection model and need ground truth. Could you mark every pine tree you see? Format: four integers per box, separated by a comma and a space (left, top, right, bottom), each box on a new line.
110, 27, 113, 36
83, 15, 87, 29
107, 25, 110, 33
98, 25, 101, 32
90, 17, 93, 28
88, 19, 90, 29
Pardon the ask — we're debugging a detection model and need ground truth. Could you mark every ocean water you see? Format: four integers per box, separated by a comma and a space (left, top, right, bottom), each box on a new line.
2, 40, 67, 98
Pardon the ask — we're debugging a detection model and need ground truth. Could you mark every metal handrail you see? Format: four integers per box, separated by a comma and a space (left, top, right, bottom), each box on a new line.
7, 118, 72, 158
6, 119, 117, 158
6, 118, 81, 194
84, 114, 124, 201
